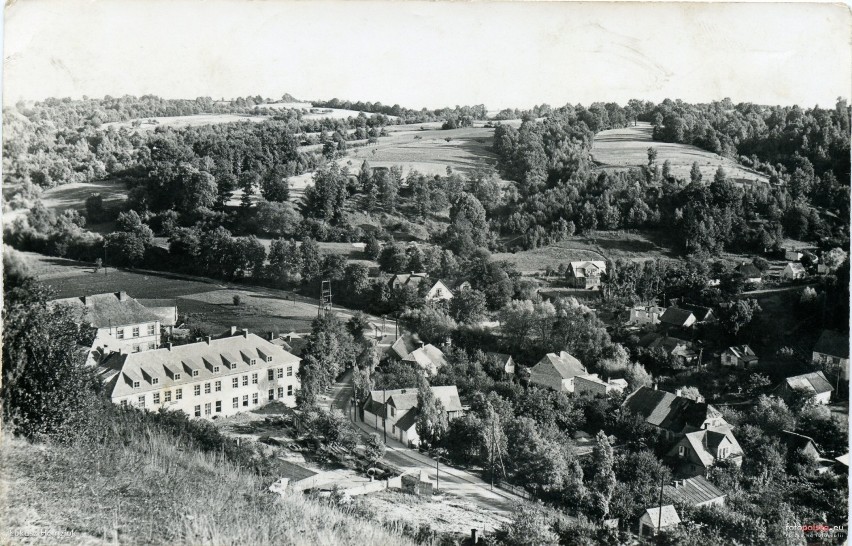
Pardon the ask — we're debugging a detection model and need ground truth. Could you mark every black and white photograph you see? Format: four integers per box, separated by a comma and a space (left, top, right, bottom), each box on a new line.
1, 1, 850, 544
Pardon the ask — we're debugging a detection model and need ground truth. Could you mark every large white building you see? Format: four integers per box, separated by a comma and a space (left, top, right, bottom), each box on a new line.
96, 328, 300, 418
52, 292, 173, 365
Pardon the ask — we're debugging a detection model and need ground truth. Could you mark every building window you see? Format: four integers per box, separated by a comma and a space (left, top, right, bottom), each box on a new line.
194, 385, 201, 396
133, 380, 140, 388
213, 366, 220, 373
215, 381, 221, 392
266, 356, 273, 363
230, 362, 237, 370
242, 375, 248, 387
678, 446, 685, 457
164, 391, 171, 402
120, 400, 128, 406
147, 324, 156, 335
174, 373, 181, 381
250, 359, 257, 366
252, 393, 258, 405
719, 447, 728, 458
132, 327, 140, 338
176, 388, 182, 400
242, 395, 249, 407
268, 369, 275, 381
278, 387, 284, 398
152, 377, 159, 385
252, 373, 258, 384
153, 392, 160, 404
287, 385, 293, 396
232, 397, 239, 409
286, 366, 293, 377
194, 405, 201, 417
390, 407, 395, 418
138, 395, 146, 407
204, 383, 211, 394
269, 389, 275, 401
204, 403, 211, 416
147, 342, 155, 350
215, 401, 221, 413
133, 344, 141, 353
116, 328, 124, 339
232, 377, 239, 389
192, 370, 199, 378
277, 368, 284, 379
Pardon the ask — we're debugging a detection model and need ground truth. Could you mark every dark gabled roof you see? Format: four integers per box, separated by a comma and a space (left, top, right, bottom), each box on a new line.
533, 351, 586, 379
52, 292, 161, 329
663, 476, 726, 506
395, 408, 418, 432
724, 345, 758, 361
622, 387, 721, 432
736, 263, 762, 278
660, 307, 695, 327
389, 335, 418, 360
785, 371, 833, 395
679, 303, 714, 322
780, 430, 821, 455
814, 330, 849, 359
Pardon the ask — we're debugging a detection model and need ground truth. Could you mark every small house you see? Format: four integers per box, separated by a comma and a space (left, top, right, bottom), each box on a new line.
402, 344, 448, 376
659, 307, 697, 329
362, 386, 463, 447
528, 351, 587, 393
736, 263, 763, 284
663, 476, 726, 508
639, 505, 680, 536
783, 371, 834, 405
627, 305, 665, 326
679, 303, 716, 324
566, 261, 607, 290
667, 425, 744, 477
785, 249, 804, 261
388, 273, 453, 302
622, 386, 727, 439
780, 430, 822, 460
487, 352, 515, 376
574, 374, 627, 397
649, 336, 699, 366
781, 262, 807, 281
720, 345, 758, 368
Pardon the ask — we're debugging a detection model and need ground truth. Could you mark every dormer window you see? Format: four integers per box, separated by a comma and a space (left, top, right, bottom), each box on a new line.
192, 370, 199, 377
266, 356, 272, 363
174, 373, 182, 381
250, 359, 257, 366
152, 377, 159, 385
133, 380, 140, 388
230, 363, 238, 370
213, 366, 220, 373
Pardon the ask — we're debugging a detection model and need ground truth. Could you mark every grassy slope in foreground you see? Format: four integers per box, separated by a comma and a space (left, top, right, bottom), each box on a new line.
0, 429, 415, 546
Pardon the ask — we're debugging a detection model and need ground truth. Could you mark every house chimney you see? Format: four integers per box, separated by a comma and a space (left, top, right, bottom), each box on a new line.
242, 328, 249, 338
653, 382, 658, 390
206, 336, 212, 345
230, 326, 238, 336
118, 291, 128, 302
167, 342, 173, 350
471, 529, 479, 544
269, 332, 275, 341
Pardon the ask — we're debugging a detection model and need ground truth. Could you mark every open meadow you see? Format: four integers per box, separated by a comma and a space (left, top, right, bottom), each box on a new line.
592, 122, 770, 184
493, 230, 679, 273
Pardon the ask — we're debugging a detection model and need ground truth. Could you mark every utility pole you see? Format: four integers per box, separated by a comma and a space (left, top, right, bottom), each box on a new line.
382, 388, 387, 444
436, 455, 440, 493
657, 471, 665, 534
490, 418, 495, 491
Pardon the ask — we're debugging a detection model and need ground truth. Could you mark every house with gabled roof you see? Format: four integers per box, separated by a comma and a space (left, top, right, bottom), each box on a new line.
781, 262, 807, 281
667, 424, 744, 477
663, 476, 726, 508
96, 328, 300, 418
627, 305, 665, 326
388, 273, 453, 302
52, 291, 166, 365
649, 336, 699, 366
780, 430, 822, 461
720, 345, 758, 368
622, 386, 727, 440
402, 344, 448, 376
486, 352, 515, 376
736, 262, 763, 284
659, 307, 697, 329
575, 374, 627, 397
783, 371, 834, 405
566, 261, 607, 290
639, 505, 680, 536
361, 386, 463, 447
679, 303, 716, 324
812, 330, 849, 380
528, 351, 587, 392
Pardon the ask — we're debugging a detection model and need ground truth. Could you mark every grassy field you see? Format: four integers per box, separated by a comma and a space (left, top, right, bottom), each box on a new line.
494, 230, 679, 273
102, 113, 270, 132
592, 122, 770, 184
0, 428, 415, 546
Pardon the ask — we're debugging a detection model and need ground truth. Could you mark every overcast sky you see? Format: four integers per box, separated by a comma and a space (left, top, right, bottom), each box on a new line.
3, 1, 851, 109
